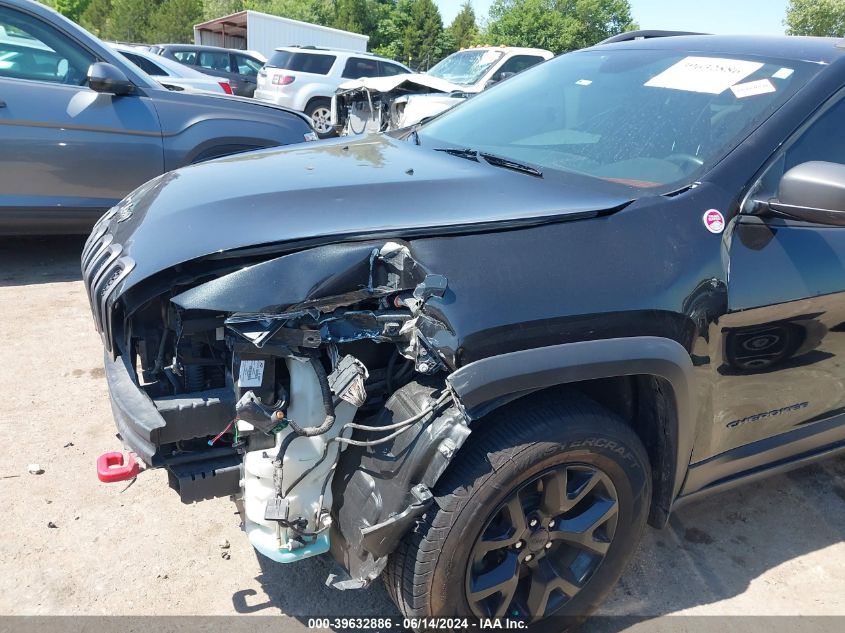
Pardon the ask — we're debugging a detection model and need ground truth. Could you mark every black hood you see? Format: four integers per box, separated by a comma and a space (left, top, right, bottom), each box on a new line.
106, 134, 633, 291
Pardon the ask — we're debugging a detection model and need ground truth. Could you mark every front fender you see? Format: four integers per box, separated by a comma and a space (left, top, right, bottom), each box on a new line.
447, 336, 696, 505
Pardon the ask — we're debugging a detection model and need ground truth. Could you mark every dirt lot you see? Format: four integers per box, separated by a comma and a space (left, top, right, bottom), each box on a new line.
1, 236, 845, 631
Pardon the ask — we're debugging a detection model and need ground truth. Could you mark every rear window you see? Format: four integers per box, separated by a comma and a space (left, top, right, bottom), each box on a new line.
121, 52, 166, 76
267, 50, 336, 75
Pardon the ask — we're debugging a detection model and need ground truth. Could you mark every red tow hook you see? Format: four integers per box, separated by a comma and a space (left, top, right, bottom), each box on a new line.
96, 451, 140, 483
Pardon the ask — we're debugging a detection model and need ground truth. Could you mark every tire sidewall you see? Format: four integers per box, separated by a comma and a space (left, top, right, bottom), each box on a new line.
428, 425, 651, 626
306, 98, 336, 139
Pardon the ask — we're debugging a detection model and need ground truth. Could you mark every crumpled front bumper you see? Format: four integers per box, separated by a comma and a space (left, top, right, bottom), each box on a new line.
103, 351, 164, 466
103, 351, 242, 502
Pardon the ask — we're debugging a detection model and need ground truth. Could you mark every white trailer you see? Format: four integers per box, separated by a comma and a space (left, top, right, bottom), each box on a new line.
194, 10, 369, 59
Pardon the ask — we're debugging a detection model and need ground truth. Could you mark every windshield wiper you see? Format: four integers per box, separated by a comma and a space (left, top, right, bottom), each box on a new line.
478, 152, 543, 178
434, 147, 479, 161
433, 147, 542, 177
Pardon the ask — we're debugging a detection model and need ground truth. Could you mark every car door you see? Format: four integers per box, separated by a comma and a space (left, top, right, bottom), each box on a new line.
0, 4, 162, 234
231, 52, 260, 97
701, 92, 845, 466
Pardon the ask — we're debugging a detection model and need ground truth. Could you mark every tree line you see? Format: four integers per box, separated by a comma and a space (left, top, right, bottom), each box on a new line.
40, 0, 637, 70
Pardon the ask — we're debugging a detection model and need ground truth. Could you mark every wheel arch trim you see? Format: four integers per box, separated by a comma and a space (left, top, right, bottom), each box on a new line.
446, 336, 696, 510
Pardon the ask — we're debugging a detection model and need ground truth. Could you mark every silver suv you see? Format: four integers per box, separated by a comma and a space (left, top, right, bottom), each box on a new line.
255, 46, 410, 137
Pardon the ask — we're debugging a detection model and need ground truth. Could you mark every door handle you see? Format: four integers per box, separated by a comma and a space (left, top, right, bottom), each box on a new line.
0, 100, 6, 108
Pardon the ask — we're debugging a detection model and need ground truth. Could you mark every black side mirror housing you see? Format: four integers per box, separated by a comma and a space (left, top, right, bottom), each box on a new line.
483, 72, 516, 90
87, 62, 134, 95
769, 161, 845, 226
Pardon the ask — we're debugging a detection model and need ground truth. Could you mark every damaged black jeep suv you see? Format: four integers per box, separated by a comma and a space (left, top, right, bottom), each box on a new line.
85, 33, 845, 626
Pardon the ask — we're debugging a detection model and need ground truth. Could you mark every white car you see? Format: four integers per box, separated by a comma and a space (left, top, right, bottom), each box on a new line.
333, 46, 554, 135
255, 46, 411, 137
424, 46, 554, 93
109, 43, 233, 95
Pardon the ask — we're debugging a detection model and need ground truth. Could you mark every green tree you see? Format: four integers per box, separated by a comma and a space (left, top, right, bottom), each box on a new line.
202, 0, 244, 20
333, 0, 369, 33
53, 0, 92, 22
785, 0, 845, 36
402, 0, 443, 69
79, 0, 111, 36
486, 0, 635, 53
109, 0, 161, 42
446, 1, 479, 52
148, 0, 203, 42
370, 0, 412, 59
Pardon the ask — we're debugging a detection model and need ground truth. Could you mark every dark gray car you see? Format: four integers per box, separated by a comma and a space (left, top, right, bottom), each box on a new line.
0, 0, 314, 235
151, 44, 263, 97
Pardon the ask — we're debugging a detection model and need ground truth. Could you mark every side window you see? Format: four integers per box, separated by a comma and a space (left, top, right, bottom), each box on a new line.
379, 61, 407, 77
300, 53, 335, 75
198, 51, 231, 72
748, 95, 845, 204
342, 56, 378, 79
172, 50, 197, 65
0, 6, 94, 85
493, 55, 545, 80
234, 54, 261, 76
783, 98, 845, 169
122, 52, 166, 77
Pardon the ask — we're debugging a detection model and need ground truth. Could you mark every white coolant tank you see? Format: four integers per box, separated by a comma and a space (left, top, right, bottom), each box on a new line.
242, 356, 358, 563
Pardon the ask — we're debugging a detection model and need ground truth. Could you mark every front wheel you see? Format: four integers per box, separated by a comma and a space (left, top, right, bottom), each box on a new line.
305, 98, 336, 139
385, 390, 651, 629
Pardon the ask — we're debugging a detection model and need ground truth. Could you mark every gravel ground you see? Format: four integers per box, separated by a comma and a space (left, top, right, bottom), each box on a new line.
1, 236, 844, 631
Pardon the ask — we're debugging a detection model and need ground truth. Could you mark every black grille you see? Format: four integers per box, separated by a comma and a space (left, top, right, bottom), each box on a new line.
82, 220, 135, 353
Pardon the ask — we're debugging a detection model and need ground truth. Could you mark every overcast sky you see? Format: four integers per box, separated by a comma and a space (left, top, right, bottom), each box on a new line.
434, 0, 790, 36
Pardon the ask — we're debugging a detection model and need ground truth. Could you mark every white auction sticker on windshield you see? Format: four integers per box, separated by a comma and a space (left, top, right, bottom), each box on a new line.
645, 56, 763, 94
238, 360, 265, 387
731, 78, 776, 98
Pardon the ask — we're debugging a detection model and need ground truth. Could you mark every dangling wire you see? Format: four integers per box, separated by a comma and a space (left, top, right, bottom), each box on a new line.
208, 418, 235, 446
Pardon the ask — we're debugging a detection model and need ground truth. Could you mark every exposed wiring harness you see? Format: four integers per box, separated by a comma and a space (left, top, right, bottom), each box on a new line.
287, 390, 454, 535
281, 390, 453, 498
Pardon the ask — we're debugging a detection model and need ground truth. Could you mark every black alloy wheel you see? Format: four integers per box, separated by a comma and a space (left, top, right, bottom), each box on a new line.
466, 465, 618, 620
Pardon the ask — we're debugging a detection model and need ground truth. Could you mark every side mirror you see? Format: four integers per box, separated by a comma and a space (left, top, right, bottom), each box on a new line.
769, 161, 845, 226
484, 71, 516, 90
87, 62, 134, 95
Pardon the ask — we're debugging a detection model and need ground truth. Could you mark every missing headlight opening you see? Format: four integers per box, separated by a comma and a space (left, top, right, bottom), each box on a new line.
98, 238, 468, 581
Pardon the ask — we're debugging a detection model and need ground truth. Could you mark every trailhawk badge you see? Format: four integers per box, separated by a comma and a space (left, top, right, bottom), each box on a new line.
703, 209, 726, 234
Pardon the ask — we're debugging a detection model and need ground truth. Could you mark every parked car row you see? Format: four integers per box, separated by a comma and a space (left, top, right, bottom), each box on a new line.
121, 40, 552, 140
